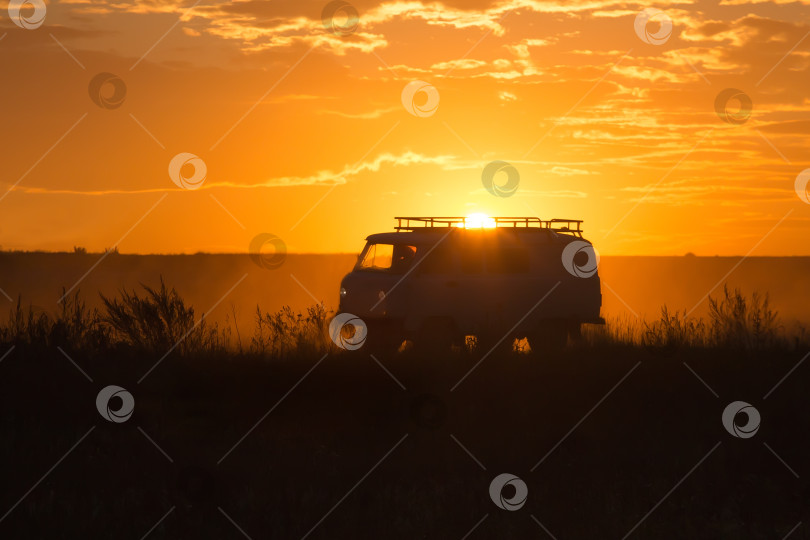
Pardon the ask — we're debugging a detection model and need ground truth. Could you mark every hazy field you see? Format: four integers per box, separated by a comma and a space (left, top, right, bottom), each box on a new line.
2, 253, 810, 334
1, 252, 808, 538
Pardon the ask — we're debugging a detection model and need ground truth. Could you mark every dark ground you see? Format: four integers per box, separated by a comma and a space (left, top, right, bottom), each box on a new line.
1, 343, 808, 539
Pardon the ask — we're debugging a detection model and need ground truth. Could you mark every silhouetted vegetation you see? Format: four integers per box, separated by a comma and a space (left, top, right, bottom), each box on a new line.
1, 290, 109, 350
0, 280, 805, 356
101, 278, 227, 355
640, 286, 783, 351
251, 304, 331, 358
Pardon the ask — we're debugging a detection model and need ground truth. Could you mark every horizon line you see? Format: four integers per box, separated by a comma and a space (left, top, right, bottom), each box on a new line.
1, 250, 809, 258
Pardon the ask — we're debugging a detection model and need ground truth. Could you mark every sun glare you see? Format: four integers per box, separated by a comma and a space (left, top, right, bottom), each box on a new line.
464, 213, 496, 228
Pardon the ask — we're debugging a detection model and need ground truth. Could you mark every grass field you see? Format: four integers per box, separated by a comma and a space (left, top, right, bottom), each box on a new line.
2, 253, 810, 330
0, 275, 808, 539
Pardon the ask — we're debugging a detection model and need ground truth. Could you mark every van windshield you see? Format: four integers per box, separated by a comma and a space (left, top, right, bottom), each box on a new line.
359, 243, 416, 273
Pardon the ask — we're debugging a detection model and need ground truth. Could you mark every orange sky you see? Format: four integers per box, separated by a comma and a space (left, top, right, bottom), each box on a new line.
0, 0, 809, 255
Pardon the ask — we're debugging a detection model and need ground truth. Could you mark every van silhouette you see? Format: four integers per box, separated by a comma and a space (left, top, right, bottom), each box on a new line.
338, 217, 604, 352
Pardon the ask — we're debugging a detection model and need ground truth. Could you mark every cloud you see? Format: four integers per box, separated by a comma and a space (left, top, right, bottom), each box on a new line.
58, 0, 665, 59
318, 106, 400, 119
14, 187, 170, 196
619, 179, 797, 205
757, 120, 810, 134
12, 152, 459, 195
548, 166, 593, 176
12, 148, 607, 196
720, 0, 810, 5
250, 151, 457, 186
498, 90, 517, 102
470, 187, 588, 197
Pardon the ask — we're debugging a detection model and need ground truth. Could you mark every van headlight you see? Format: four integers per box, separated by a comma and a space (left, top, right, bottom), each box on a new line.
339, 287, 347, 298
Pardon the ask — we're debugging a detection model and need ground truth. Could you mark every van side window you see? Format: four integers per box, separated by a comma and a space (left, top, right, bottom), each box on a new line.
359, 243, 416, 273
486, 247, 530, 273
391, 244, 417, 272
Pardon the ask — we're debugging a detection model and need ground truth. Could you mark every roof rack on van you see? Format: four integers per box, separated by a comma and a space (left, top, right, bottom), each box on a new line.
393, 217, 584, 237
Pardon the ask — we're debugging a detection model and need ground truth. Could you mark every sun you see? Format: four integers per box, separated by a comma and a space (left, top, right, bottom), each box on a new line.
463, 213, 496, 228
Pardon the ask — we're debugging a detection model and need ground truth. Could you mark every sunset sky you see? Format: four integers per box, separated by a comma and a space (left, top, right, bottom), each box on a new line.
1, 0, 809, 255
